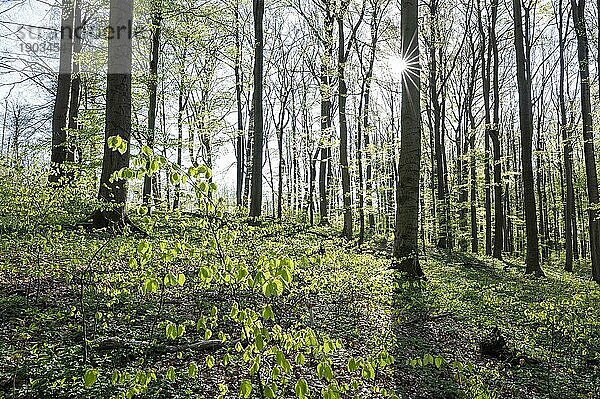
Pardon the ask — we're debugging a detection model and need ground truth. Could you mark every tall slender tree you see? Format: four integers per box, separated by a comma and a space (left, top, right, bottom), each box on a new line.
512, 0, 544, 276
143, 1, 162, 207
571, 0, 600, 282
93, 0, 134, 227
393, 0, 423, 276
337, 0, 365, 239
556, 0, 576, 271
234, 0, 245, 207
249, 0, 265, 219
50, 0, 75, 183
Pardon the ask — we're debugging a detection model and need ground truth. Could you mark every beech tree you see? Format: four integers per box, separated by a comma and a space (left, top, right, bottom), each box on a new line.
570, 0, 600, 282
92, 0, 134, 227
393, 0, 423, 276
49, 0, 75, 184
249, 0, 265, 219
512, 0, 544, 276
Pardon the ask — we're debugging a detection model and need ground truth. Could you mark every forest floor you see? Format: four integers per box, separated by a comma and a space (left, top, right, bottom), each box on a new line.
0, 209, 599, 399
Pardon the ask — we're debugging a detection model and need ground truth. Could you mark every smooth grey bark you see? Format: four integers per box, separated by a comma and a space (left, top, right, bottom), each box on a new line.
95, 0, 133, 227
143, 5, 161, 207
50, 0, 75, 183
557, 0, 575, 270
571, 0, 600, 282
337, 4, 364, 239
66, 0, 82, 167
235, 0, 245, 206
249, 0, 265, 219
393, 0, 424, 277
489, 0, 504, 260
318, 10, 335, 226
512, 0, 544, 276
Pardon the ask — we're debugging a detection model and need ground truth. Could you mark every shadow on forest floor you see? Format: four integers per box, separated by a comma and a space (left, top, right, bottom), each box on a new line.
388, 248, 600, 399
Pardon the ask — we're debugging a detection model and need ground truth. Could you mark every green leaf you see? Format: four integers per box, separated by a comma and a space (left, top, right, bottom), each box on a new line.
165, 366, 175, 382
177, 273, 186, 286
107, 135, 122, 150
150, 160, 160, 173
118, 141, 128, 154
294, 378, 309, 398
279, 266, 293, 283
177, 325, 185, 337
188, 362, 198, 378
164, 272, 177, 287
230, 302, 239, 319
170, 172, 181, 185
122, 168, 134, 179
199, 267, 211, 281
272, 279, 284, 296
255, 334, 265, 351
262, 304, 274, 321
236, 267, 248, 282
361, 362, 375, 380
423, 353, 434, 367
317, 362, 333, 381
141, 145, 153, 157
239, 379, 252, 398
347, 357, 359, 372
137, 240, 150, 254
166, 322, 177, 339
83, 369, 98, 388
250, 355, 260, 374
206, 355, 215, 368
264, 385, 275, 398
111, 370, 120, 385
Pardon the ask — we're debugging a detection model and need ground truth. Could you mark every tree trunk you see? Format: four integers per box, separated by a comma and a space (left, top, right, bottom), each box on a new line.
66, 0, 82, 167
318, 12, 334, 226
393, 0, 423, 277
338, 17, 353, 239
512, 0, 544, 276
144, 6, 161, 207
429, 1, 449, 249
95, 0, 133, 227
235, 0, 245, 207
249, 0, 265, 219
50, 0, 75, 183
489, 0, 504, 260
173, 79, 185, 210
571, 0, 600, 282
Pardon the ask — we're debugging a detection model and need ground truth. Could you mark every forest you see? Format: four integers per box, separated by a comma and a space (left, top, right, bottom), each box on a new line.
0, 0, 599, 397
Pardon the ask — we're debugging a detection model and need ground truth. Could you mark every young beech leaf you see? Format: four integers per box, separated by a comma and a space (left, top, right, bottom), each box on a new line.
141, 145, 153, 157
165, 366, 175, 382
264, 385, 275, 399
206, 355, 215, 369
262, 304, 274, 321
188, 362, 198, 378
294, 378, 309, 399
83, 369, 98, 388
239, 379, 252, 398
435, 356, 444, 369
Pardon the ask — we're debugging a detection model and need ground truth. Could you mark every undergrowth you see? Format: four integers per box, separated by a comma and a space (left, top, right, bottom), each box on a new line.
0, 167, 598, 399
